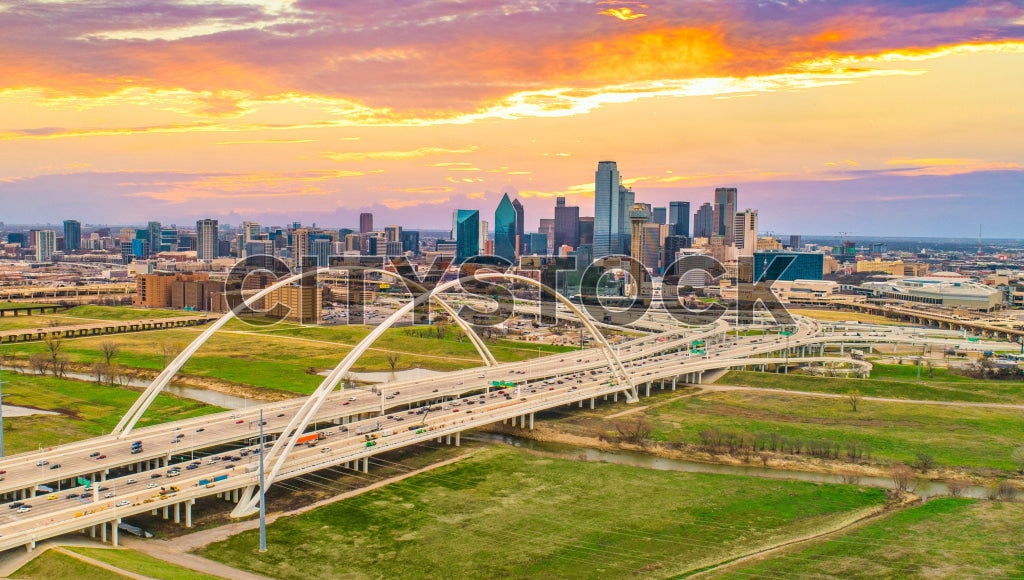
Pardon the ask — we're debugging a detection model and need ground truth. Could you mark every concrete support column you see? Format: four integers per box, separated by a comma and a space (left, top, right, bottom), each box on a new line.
578, 400, 583, 408
186, 499, 194, 528
26, 540, 36, 552
672, 376, 677, 391
445, 434, 451, 445
151, 509, 158, 516
162, 505, 169, 519
613, 392, 618, 402
112, 518, 120, 547
101, 521, 108, 542
362, 457, 369, 473
529, 413, 534, 430
660, 378, 665, 390
645, 382, 651, 397
174, 502, 181, 524
590, 397, 595, 409
698, 372, 702, 385
90, 525, 96, 538
455, 432, 460, 447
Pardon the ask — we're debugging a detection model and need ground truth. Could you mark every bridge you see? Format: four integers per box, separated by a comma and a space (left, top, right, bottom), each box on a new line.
0, 274, 1016, 552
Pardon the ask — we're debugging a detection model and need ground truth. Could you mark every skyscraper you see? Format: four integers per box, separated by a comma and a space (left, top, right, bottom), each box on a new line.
594, 160, 621, 258
511, 197, 525, 253
242, 221, 261, 243
652, 207, 667, 225
384, 225, 402, 243
713, 187, 738, 244
734, 209, 758, 257
494, 192, 518, 263
359, 212, 373, 234
663, 235, 691, 275
147, 221, 162, 257
693, 202, 714, 238
578, 217, 594, 246
629, 203, 650, 285
668, 201, 690, 237
196, 219, 219, 260
452, 209, 480, 262
539, 218, 555, 255
553, 196, 580, 252
34, 230, 56, 262
62, 220, 81, 252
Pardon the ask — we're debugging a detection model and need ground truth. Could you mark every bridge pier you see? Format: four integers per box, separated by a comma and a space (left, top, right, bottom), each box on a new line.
671, 377, 676, 391
455, 432, 461, 446
363, 457, 369, 473
186, 499, 194, 527
101, 521, 107, 542
590, 397, 595, 409
644, 382, 651, 397
174, 501, 181, 523
162, 505, 169, 519
529, 413, 534, 430
112, 519, 120, 547
25, 539, 35, 552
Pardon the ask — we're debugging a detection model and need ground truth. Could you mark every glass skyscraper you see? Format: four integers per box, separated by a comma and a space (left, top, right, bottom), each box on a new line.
593, 161, 620, 258
668, 201, 690, 237
494, 192, 518, 263
453, 209, 480, 263
62, 219, 80, 252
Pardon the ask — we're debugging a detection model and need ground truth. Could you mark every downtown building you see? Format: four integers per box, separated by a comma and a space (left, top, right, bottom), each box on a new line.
593, 161, 634, 258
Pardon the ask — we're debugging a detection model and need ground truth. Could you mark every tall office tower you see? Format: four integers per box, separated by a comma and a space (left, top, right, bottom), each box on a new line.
62, 220, 81, 252
479, 220, 489, 250
241, 221, 261, 243
594, 160, 621, 258
384, 225, 402, 243
733, 209, 759, 257
511, 197, 525, 253
578, 217, 594, 246
292, 228, 311, 262
494, 192, 518, 263
662, 235, 691, 275
789, 235, 802, 250
628, 203, 650, 285
345, 233, 361, 252
652, 207, 667, 225
310, 238, 332, 267
539, 218, 555, 255
145, 221, 161, 257
196, 219, 219, 260
668, 201, 690, 237
693, 202, 714, 238
553, 196, 580, 252
34, 230, 56, 262
713, 187, 738, 244
400, 230, 420, 255
452, 209, 480, 262
642, 223, 662, 273
359, 212, 373, 234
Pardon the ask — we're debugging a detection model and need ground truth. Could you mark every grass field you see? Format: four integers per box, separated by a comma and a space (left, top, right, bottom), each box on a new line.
644, 390, 1024, 471
0, 373, 221, 452
201, 446, 885, 579
714, 498, 1024, 579
720, 367, 1024, 405
2, 318, 576, 395
13, 549, 128, 579
66, 547, 224, 580
0, 305, 197, 331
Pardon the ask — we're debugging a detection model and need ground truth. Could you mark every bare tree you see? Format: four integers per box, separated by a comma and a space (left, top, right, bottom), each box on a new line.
92, 361, 109, 384
99, 341, 121, 365
891, 462, 914, 493
946, 480, 968, 497
29, 353, 49, 375
846, 390, 862, 413
996, 480, 1017, 500
615, 418, 653, 447
42, 330, 64, 377
925, 359, 934, 378
54, 355, 70, 378
385, 352, 401, 372
160, 343, 180, 368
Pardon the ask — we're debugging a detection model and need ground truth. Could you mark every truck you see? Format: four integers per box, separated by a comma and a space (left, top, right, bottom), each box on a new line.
356, 422, 382, 436
296, 433, 320, 446
213, 474, 228, 483
197, 478, 211, 487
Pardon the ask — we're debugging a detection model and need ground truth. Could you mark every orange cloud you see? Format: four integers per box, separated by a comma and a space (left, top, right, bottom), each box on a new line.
599, 7, 647, 21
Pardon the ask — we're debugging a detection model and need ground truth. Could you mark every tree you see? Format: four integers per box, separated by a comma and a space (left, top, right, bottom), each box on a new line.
891, 462, 914, 493
946, 480, 968, 497
915, 452, 936, 471
92, 361, 108, 384
42, 329, 64, 377
99, 341, 121, 365
29, 353, 49, 375
846, 390, 862, 413
925, 359, 934, 378
385, 352, 401, 372
54, 355, 70, 378
160, 343, 180, 368
615, 418, 653, 447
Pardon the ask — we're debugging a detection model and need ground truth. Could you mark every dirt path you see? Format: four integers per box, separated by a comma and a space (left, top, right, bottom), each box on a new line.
53, 546, 156, 580
704, 383, 1024, 410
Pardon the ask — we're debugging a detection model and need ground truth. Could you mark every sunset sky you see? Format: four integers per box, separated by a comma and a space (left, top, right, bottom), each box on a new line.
1, 0, 1022, 237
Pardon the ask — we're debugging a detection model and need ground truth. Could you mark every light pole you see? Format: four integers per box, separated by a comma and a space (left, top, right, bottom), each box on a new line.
0, 368, 5, 458
258, 408, 267, 553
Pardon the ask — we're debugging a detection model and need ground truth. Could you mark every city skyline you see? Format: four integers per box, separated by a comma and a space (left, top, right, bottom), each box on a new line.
1, 1, 1023, 236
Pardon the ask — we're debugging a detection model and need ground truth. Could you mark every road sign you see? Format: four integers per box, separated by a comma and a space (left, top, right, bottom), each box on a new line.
76, 476, 91, 487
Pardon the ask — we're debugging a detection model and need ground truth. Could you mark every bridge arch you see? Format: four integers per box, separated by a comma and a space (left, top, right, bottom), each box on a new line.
114, 267, 496, 437
231, 271, 636, 516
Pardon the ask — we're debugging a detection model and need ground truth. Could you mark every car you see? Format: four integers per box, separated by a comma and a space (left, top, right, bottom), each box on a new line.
104, 492, 114, 498
36, 460, 49, 466
116, 500, 130, 507
224, 465, 235, 470
150, 473, 162, 479
8, 502, 23, 510
17, 506, 31, 513
235, 419, 244, 424
343, 401, 350, 405
97, 454, 107, 459
196, 428, 205, 432
50, 463, 61, 470
148, 483, 158, 488
99, 486, 109, 492
348, 397, 357, 402
452, 409, 459, 413
320, 447, 332, 453
66, 493, 79, 500
89, 452, 100, 458
277, 413, 286, 417
186, 464, 199, 470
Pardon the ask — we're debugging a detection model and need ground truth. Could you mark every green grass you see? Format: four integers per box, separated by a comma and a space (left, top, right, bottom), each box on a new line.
721, 367, 1024, 405
62, 305, 199, 321
201, 446, 885, 579
714, 498, 1024, 579
0, 372, 222, 452
789, 308, 909, 325
13, 549, 129, 579
644, 390, 1024, 470
66, 547, 225, 580
3, 319, 576, 395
